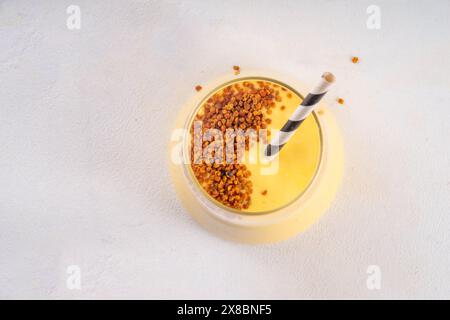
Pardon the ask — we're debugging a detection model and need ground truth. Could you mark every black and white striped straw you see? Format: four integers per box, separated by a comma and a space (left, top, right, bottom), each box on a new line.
265, 72, 335, 159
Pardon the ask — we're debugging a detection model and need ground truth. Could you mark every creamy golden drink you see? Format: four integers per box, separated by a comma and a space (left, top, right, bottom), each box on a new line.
169, 75, 343, 243
188, 78, 321, 213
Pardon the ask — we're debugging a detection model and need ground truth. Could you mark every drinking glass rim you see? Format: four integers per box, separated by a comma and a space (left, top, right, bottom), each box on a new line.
181, 76, 324, 216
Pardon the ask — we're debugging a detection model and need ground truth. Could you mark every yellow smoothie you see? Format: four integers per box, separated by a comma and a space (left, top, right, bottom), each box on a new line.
169, 74, 343, 243
188, 78, 322, 213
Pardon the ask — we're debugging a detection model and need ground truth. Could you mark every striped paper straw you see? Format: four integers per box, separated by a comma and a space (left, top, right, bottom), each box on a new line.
265, 72, 335, 159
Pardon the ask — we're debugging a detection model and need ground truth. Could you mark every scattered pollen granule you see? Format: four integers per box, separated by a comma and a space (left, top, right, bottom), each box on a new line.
317, 109, 324, 115
280, 105, 286, 111
261, 190, 268, 196
195, 85, 202, 92
351, 56, 359, 64
286, 92, 292, 99
337, 98, 344, 105
233, 65, 241, 75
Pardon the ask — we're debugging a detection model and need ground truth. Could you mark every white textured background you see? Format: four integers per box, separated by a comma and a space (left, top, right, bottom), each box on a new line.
1, 0, 449, 299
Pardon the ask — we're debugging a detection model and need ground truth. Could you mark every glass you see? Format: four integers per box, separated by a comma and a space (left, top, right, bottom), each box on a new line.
169, 72, 343, 243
